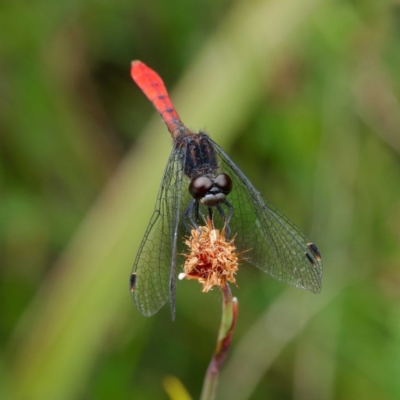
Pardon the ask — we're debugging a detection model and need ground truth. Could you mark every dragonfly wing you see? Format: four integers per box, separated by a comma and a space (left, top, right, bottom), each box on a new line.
130, 144, 186, 317
211, 140, 322, 293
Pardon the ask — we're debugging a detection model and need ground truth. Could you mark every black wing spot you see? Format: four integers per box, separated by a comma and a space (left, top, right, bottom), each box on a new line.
130, 273, 136, 292
305, 252, 316, 267
307, 243, 322, 261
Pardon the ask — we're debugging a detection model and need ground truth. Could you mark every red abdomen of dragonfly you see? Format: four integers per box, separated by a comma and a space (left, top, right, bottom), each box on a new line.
131, 61, 185, 137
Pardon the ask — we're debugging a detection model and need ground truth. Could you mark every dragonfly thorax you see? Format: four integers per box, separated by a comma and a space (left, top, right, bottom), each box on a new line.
189, 173, 232, 206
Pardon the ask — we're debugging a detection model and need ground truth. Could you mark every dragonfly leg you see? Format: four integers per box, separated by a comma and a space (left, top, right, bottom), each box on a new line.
183, 199, 202, 236
193, 202, 202, 236
183, 200, 196, 233
223, 200, 234, 225
222, 200, 234, 239
194, 201, 200, 224
216, 203, 229, 238
208, 207, 213, 221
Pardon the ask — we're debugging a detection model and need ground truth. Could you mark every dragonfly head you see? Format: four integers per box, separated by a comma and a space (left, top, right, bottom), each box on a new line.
189, 173, 232, 207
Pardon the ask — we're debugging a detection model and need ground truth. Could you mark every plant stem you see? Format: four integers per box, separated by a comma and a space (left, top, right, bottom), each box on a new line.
200, 283, 238, 400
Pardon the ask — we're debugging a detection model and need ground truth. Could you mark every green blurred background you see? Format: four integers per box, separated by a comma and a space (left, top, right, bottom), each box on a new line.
1, 0, 400, 399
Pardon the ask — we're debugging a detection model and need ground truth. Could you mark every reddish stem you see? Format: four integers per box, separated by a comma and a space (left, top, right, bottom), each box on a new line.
200, 284, 238, 400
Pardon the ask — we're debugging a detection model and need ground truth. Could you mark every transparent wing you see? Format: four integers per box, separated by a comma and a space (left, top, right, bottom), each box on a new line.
210, 139, 323, 293
130, 144, 186, 317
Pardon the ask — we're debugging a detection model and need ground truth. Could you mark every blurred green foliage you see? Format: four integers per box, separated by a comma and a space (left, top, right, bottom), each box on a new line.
1, 0, 400, 399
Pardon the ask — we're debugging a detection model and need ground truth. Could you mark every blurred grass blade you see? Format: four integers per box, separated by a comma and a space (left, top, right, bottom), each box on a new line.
163, 375, 193, 400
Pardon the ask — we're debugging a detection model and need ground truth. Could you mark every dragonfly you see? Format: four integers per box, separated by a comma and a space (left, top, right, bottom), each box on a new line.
129, 61, 322, 319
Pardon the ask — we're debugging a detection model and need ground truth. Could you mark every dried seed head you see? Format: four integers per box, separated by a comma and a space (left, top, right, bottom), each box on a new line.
180, 218, 239, 292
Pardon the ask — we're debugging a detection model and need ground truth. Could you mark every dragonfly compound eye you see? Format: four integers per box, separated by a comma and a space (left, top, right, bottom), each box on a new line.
214, 173, 232, 194
189, 176, 213, 200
